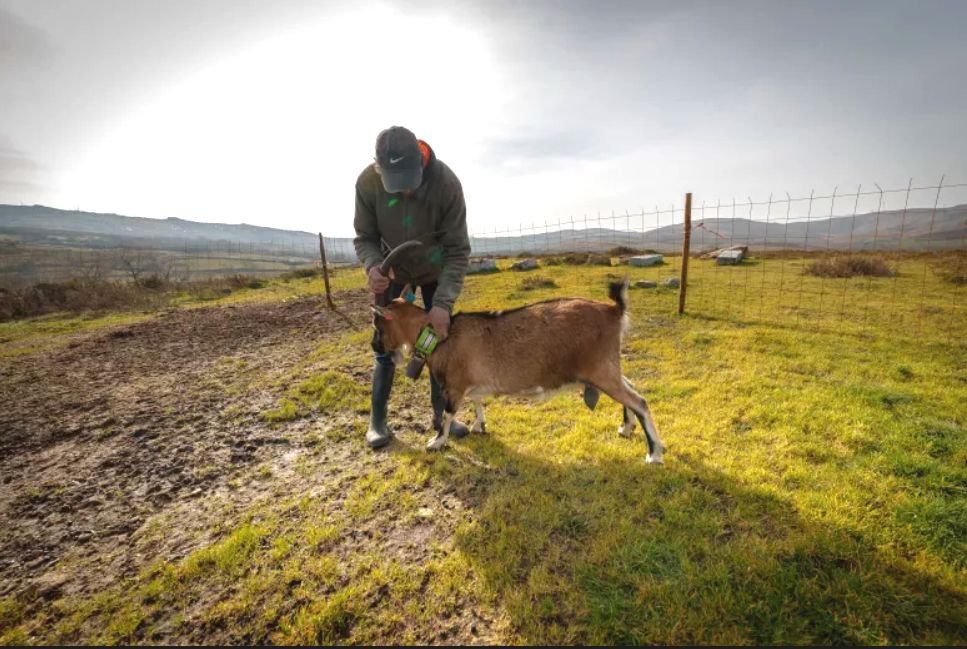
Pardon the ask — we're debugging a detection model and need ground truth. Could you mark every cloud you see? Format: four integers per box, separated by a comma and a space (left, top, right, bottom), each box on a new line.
481, 130, 609, 172
0, 6, 54, 74
0, 137, 45, 201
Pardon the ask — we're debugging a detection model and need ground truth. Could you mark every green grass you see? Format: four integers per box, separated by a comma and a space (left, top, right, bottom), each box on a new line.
262, 370, 370, 423
0, 311, 154, 357
2, 255, 965, 645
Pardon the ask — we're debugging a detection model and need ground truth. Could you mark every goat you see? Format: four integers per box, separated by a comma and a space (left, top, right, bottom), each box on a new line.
371, 280, 665, 463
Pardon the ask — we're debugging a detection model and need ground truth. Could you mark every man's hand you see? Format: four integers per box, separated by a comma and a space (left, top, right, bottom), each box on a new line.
426, 305, 450, 340
367, 266, 390, 294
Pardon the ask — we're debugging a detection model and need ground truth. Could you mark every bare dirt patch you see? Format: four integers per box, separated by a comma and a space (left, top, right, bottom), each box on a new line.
0, 295, 371, 603
0, 288, 507, 644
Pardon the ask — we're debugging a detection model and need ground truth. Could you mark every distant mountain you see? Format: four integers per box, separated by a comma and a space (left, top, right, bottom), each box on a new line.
0, 204, 321, 257
467, 204, 967, 255
2, 203, 964, 262
638, 204, 967, 252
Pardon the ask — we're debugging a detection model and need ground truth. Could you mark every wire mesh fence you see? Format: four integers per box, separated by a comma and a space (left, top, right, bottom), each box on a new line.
3, 177, 964, 338
328, 177, 966, 339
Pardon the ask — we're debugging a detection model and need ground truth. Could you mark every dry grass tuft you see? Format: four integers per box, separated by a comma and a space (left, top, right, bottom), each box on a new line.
519, 276, 559, 291
0, 274, 268, 322
805, 256, 895, 278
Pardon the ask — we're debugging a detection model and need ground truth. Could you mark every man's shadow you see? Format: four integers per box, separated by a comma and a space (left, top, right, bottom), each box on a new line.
390, 424, 966, 644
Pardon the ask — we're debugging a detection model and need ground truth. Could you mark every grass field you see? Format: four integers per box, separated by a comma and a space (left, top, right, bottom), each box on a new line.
1, 255, 965, 644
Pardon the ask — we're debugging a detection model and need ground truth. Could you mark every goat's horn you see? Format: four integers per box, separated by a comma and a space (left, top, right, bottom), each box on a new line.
378, 240, 422, 276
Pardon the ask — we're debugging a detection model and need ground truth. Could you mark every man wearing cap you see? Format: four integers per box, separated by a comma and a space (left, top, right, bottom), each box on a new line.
354, 126, 472, 449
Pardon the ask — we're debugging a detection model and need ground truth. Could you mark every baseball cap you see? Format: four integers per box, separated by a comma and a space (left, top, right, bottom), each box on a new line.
375, 126, 423, 193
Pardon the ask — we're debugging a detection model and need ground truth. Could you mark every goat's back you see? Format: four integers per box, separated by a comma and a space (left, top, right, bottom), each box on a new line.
434, 298, 625, 395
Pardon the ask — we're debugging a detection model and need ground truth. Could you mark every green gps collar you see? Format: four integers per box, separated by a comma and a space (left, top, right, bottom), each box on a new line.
415, 325, 439, 357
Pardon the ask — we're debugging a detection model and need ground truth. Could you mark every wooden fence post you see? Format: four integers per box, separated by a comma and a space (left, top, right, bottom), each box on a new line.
678, 192, 692, 315
319, 233, 334, 308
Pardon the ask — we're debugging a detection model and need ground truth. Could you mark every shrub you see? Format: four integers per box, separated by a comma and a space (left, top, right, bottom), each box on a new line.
519, 276, 559, 291
225, 274, 262, 289
138, 275, 170, 290
608, 246, 643, 256
931, 254, 967, 285
0, 273, 269, 322
805, 256, 895, 278
587, 253, 613, 266
0, 279, 163, 321
281, 267, 323, 280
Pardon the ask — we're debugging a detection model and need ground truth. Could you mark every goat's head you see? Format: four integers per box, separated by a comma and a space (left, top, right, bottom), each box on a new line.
370, 298, 426, 356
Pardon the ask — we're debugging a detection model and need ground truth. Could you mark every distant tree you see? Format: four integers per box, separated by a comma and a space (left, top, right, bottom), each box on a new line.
78, 249, 109, 282
115, 248, 161, 284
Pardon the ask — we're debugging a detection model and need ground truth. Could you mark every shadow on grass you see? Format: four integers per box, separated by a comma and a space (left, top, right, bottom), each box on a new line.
391, 434, 966, 644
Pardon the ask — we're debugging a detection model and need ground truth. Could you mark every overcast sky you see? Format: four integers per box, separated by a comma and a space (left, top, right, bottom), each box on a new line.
2, 0, 965, 236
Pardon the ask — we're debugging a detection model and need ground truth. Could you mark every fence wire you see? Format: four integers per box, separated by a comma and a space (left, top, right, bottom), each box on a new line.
322, 178, 965, 340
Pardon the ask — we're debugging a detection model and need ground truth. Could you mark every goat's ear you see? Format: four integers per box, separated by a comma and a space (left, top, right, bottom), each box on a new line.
370, 305, 394, 321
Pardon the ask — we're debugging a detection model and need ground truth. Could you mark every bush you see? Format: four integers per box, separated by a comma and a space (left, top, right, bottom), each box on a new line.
519, 276, 559, 291
805, 256, 895, 278
281, 267, 323, 280
587, 253, 613, 266
931, 255, 967, 285
138, 274, 170, 290
538, 253, 613, 266
0, 279, 161, 321
0, 273, 271, 322
608, 246, 643, 256
225, 274, 263, 289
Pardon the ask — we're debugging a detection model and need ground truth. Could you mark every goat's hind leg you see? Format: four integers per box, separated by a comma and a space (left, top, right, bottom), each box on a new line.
590, 373, 665, 463
621, 376, 664, 463
471, 398, 486, 434
618, 406, 636, 438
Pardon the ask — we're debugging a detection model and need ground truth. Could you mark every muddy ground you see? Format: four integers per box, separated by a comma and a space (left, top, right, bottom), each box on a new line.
0, 291, 497, 643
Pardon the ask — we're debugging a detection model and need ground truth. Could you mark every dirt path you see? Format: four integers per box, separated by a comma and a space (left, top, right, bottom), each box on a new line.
0, 294, 371, 605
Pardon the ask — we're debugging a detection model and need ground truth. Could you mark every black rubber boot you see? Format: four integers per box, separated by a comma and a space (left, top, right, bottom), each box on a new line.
366, 362, 395, 448
431, 374, 469, 439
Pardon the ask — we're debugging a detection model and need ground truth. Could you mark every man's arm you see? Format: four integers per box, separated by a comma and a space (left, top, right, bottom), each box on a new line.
430, 182, 471, 313
353, 182, 384, 272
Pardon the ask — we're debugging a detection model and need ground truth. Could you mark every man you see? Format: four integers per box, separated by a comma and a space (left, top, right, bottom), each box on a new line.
353, 126, 472, 448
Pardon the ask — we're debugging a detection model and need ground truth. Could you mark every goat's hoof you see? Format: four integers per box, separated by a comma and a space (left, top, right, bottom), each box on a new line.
617, 425, 634, 438
426, 435, 448, 451
472, 422, 486, 434
645, 452, 664, 464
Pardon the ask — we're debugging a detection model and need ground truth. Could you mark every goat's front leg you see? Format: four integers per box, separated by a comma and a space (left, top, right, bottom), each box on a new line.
426, 413, 450, 451
471, 399, 486, 434
427, 396, 460, 451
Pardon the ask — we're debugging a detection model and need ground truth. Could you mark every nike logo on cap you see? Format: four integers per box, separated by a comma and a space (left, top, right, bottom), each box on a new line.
390, 156, 405, 164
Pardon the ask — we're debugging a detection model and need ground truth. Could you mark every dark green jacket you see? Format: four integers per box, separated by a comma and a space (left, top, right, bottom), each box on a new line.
353, 143, 470, 312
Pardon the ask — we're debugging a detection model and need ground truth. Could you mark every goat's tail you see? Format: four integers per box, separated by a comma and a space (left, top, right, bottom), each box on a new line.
608, 278, 630, 314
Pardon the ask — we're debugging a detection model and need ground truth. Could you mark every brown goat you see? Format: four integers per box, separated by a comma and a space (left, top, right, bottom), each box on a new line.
372, 281, 664, 462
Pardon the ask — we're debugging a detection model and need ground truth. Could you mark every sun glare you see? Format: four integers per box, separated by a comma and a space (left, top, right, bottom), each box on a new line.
59, 4, 505, 234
